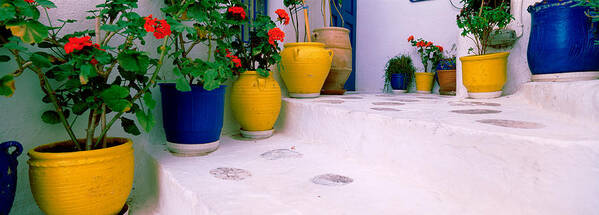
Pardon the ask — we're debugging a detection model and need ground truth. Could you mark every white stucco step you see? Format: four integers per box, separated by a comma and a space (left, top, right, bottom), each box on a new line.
132, 135, 459, 214
516, 79, 599, 126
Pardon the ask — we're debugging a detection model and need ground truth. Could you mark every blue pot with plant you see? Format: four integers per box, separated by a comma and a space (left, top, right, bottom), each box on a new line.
384, 55, 415, 92
0, 141, 22, 215
527, 0, 599, 81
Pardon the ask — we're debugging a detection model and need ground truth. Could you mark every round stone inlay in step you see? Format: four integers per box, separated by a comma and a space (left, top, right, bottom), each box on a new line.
477, 119, 545, 129
375, 94, 395, 97
210, 168, 252, 181
449, 101, 501, 107
372, 102, 405, 106
417, 96, 439, 100
312, 174, 354, 186
451, 109, 502, 114
340, 96, 364, 100
371, 107, 401, 112
314, 100, 344, 104
387, 98, 419, 102
260, 149, 303, 160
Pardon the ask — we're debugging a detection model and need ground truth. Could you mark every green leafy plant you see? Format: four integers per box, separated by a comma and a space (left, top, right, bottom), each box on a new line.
0, 0, 170, 151
574, 0, 599, 45
456, 0, 513, 55
161, 0, 243, 92
408, 35, 444, 73
384, 54, 415, 92
284, 0, 304, 42
228, 7, 288, 77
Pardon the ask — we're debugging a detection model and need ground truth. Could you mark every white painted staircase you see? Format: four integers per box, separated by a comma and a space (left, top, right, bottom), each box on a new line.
131, 80, 599, 215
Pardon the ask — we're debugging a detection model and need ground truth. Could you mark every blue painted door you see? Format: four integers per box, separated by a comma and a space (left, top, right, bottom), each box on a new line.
330, 0, 356, 91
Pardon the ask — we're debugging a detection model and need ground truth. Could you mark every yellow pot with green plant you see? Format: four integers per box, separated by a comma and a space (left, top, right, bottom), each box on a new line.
0, 1, 172, 214
457, 0, 513, 99
408, 36, 445, 94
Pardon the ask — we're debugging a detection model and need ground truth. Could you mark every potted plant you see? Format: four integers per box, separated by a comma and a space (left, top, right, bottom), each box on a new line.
437, 44, 457, 95
0, 0, 169, 214
0, 141, 22, 215
408, 36, 443, 94
159, 0, 241, 155
228, 7, 288, 139
527, 0, 599, 82
280, 0, 334, 98
457, 0, 513, 98
384, 54, 415, 93
311, 0, 352, 95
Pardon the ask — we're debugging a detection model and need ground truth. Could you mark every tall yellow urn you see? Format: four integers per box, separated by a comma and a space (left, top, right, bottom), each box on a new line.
280, 42, 334, 98
28, 138, 134, 215
460, 52, 509, 99
230, 71, 282, 139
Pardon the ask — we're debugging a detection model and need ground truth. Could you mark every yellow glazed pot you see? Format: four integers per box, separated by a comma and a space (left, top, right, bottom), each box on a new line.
460, 52, 509, 99
280, 42, 334, 98
28, 138, 134, 215
230, 71, 282, 139
415, 72, 435, 94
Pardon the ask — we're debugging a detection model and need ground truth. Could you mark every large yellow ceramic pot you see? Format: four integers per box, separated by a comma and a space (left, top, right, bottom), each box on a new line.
28, 138, 134, 215
460, 52, 509, 99
280, 42, 334, 98
230, 71, 282, 139
415, 72, 435, 94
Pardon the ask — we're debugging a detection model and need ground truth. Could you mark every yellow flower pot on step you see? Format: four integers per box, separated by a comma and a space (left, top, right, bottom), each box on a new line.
415, 72, 434, 94
231, 71, 282, 139
280, 42, 334, 98
28, 138, 134, 215
460, 52, 509, 99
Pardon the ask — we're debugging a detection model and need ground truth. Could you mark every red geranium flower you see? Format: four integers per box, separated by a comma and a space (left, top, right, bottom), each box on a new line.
268, 27, 285, 46
24, 0, 35, 3
407, 35, 414, 42
416, 41, 423, 47
64, 36, 93, 54
436, 45, 443, 52
425, 42, 433, 47
90, 58, 99, 65
275, 9, 290, 25
228, 6, 246, 20
231, 56, 242, 68
144, 15, 171, 39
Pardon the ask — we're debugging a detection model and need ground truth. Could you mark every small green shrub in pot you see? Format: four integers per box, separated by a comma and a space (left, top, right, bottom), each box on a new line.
384, 54, 415, 92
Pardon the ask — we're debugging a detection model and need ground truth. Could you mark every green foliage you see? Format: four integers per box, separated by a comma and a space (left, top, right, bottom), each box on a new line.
0, 0, 170, 151
456, 0, 513, 55
384, 55, 415, 92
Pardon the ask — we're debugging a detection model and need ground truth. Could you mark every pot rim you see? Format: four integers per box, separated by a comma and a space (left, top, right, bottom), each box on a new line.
415, 72, 435, 76
241, 70, 274, 75
28, 137, 132, 161
460, 52, 510, 62
283, 42, 325, 48
313, 27, 350, 33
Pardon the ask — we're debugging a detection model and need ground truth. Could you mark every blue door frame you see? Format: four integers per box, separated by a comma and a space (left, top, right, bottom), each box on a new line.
330, 0, 356, 91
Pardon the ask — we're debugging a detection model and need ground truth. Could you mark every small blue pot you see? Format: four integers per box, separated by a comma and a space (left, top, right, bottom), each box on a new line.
0, 141, 22, 215
527, 0, 599, 75
160, 84, 226, 145
390, 74, 408, 90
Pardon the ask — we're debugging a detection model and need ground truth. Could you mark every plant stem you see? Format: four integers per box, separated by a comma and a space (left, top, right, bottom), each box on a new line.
101, 104, 107, 148
94, 37, 170, 148
85, 108, 97, 150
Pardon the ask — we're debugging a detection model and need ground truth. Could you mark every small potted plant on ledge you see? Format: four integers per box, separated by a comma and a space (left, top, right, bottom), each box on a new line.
384, 54, 415, 94
437, 44, 457, 95
280, 0, 334, 98
312, 0, 353, 95
159, 0, 241, 156
457, 0, 513, 99
408, 36, 443, 94
0, 0, 169, 214
228, 7, 288, 139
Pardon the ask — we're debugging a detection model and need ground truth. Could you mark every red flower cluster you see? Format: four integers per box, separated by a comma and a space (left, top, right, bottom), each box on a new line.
275, 9, 290, 25
407, 35, 414, 42
24, 0, 35, 3
435, 45, 444, 52
64, 36, 104, 54
268, 28, 285, 46
144, 15, 171, 39
223, 49, 242, 68
228, 6, 246, 20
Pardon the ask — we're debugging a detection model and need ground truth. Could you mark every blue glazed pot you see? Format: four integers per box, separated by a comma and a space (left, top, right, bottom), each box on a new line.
0, 141, 22, 215
160, 84, 226, 145
390, 74, 408, 90
527, 0, 599, 75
